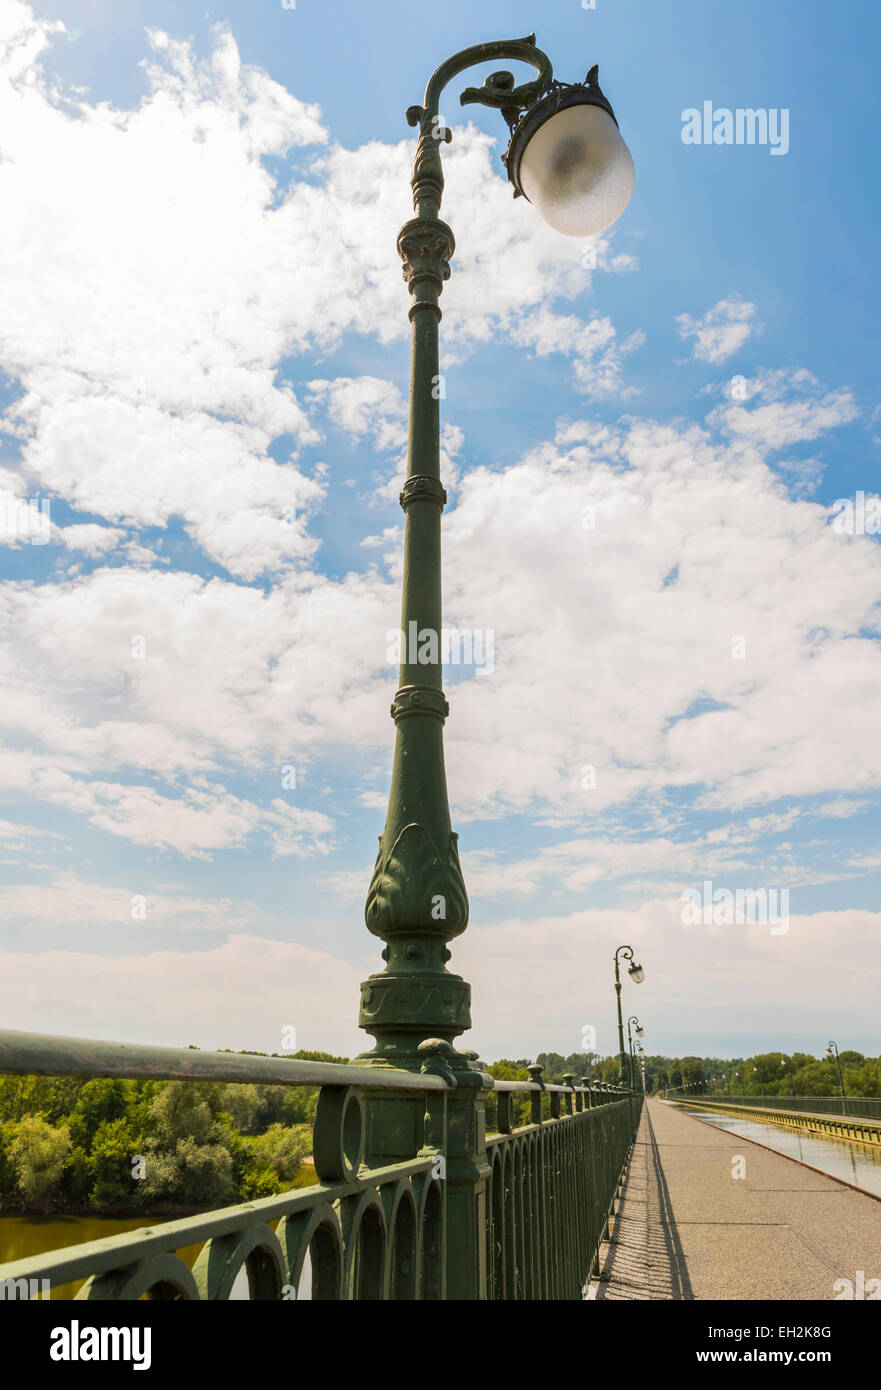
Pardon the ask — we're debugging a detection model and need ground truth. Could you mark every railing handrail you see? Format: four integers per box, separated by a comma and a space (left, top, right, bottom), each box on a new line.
672, 1092, 881, 1121
492, 1080, 632, 1094
0, 1027, 643, 1299
680, 1091, 879, 1102
0, 1028, 635, 1097
0, 1155, 437, 1289
0, 1028, 451, 1092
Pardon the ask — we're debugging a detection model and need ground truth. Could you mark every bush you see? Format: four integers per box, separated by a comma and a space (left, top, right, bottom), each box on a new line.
8, 1116, 71, 1209
251, 1124, 310, 1182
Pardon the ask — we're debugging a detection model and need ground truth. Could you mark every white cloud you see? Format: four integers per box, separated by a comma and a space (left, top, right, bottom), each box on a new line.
455, 899, 881, 1059
307, 377, 407, 453
57, 523, 126, 556
1, 378, 879, 855
0, 10, 642, 587
0, 873, 258, 932
0, 931, 365, 1056
711, 368, 858, 451
676, 296, 760, 364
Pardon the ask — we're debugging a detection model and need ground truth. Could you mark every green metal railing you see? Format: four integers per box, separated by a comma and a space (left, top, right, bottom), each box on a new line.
0, 1029, 641, 1301
486, 1082, 638, 1299
671, 1092, 881, 1120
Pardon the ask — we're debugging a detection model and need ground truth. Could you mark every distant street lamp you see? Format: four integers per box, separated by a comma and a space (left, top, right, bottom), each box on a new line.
359, 34, 634, 1073
826, 1040, 846, 1098
781, 1055, 795, 1098
614, 946, 645, 1084
635, 1040, 646, 1093
753, 1065, 764, 1097
627, 1015, 643, 1086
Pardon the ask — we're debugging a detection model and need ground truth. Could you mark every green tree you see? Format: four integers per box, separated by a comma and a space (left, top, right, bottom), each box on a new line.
0, 1119, 18, 1200
8, 1115, 71, 1209
220, 1084, 260, 1134
89, 1119, 141, 1211
68, 1079, 129, 1149
251, 1124, 309, 1181
139, 1081, 235, 1207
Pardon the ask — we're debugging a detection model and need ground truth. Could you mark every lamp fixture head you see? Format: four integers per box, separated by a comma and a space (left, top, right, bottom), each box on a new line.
503, 65, 634, 236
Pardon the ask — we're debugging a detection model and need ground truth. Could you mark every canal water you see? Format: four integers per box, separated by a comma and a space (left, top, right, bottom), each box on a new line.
0, 1165, 320, 1299
0, 1211, 319, 1300
670, 1103, 881, 1198
0, 1213, 211, 1300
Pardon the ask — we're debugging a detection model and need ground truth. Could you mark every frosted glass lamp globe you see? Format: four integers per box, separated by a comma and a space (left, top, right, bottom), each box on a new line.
508, 87, 634, 237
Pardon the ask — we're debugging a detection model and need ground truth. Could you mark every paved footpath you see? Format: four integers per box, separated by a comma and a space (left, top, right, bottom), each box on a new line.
591, 1098, 881, 1300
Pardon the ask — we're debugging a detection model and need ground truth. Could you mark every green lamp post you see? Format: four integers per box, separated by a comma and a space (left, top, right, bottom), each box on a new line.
613, 946, 645, 1084
358, 35, 634, 1077
352, 38, 634, 1296
826, 1040, 846, 1099
781, 1055, 795, 1098
635, 1039, 646, 1092
627, 1015, 643, 1089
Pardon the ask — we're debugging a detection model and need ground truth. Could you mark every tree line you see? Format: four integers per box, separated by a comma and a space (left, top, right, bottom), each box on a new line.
3, 1045, 877, 1214
0, 1049, 343, 1214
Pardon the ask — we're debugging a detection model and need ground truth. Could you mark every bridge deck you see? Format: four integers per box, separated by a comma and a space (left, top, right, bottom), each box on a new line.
590, 1098, 881, 1300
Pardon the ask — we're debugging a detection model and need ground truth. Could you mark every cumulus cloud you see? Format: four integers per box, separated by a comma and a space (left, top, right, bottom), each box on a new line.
0, 873, 258, 933
436, 403, 881, 822
307, 377, 408, 454
711, 368, 859, 451
0, 7, 642, 584
0, 931, 365, 1055
1, 372, 879, 856
675, 295, 761, 364
57, 524, 126, 556
456, 900, 881, 1059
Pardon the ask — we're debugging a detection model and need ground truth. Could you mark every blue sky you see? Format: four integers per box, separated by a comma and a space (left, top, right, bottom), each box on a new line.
0, 0, 880, 1063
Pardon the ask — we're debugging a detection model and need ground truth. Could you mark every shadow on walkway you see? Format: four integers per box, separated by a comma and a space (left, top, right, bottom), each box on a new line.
591, 1103, 693, 1300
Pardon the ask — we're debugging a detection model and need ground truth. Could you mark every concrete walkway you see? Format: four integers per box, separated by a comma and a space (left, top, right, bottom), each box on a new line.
591, 1098, 881, 1300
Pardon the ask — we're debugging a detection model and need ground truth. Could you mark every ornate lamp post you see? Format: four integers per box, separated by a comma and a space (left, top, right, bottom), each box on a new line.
781, 1055, 795, 1098
613, 946, 644, 1084
627, 1015, 643, 1088
358, 36, 634, 1081
635, 1040, 646, 1092
353, 42, 633, 1296
826, 1040, 846, 1098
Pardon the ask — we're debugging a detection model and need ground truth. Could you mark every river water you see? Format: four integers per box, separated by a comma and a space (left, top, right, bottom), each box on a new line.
0, 1213, 211, 1300
0, 1164, 320, 1299
670, 1103, 881, 1197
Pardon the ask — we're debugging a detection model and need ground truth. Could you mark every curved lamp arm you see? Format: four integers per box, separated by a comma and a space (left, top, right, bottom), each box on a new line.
406, 33, 553, 220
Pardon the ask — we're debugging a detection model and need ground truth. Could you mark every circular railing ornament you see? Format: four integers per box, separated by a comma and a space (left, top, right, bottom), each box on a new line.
192, 1223, 286, 1301
312, 1085, 366, 1184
